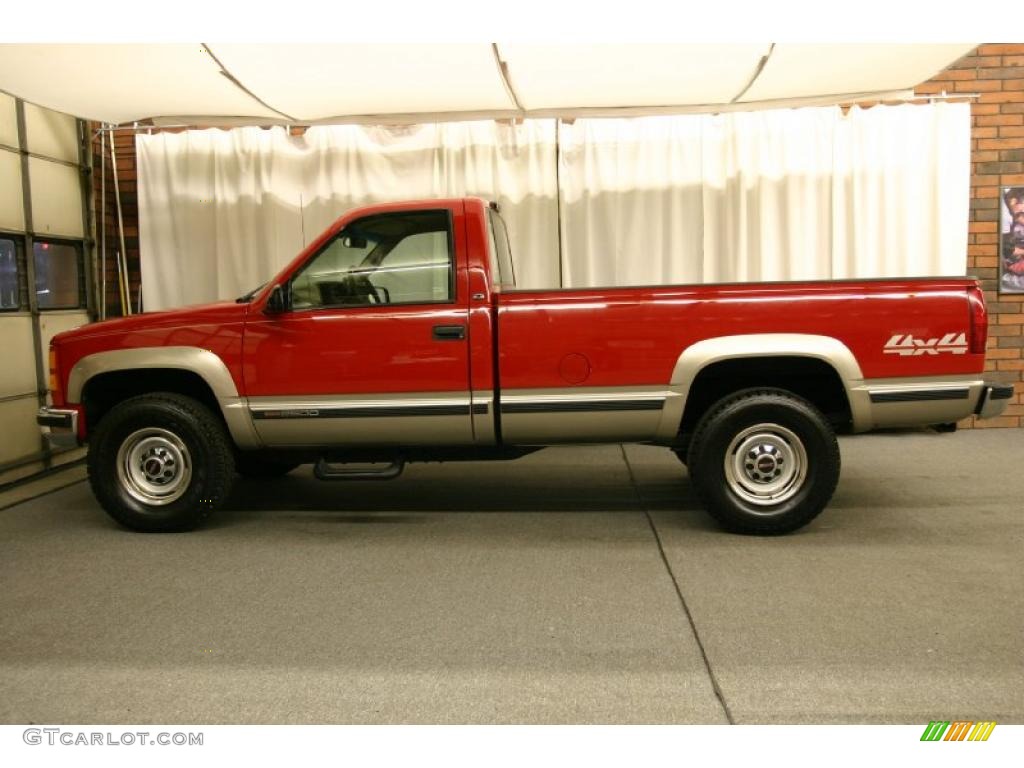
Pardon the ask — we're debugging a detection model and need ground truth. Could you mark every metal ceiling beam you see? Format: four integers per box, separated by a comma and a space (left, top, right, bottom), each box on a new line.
491, 44, 525, 114
732, 44, 775, 104
200, 43, 298, 123
129, 87, 932, 129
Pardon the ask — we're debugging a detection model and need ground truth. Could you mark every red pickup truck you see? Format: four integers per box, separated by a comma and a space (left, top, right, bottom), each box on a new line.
38, 198, 1012, 534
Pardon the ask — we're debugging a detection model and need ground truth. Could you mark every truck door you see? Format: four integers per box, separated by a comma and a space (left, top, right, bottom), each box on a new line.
242, 204, 474, 447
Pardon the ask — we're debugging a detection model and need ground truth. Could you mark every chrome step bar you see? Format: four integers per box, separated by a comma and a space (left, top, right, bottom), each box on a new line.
313, 458, 405, 481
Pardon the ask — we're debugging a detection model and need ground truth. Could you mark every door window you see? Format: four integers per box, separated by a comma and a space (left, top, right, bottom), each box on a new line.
290, 210, 453, 310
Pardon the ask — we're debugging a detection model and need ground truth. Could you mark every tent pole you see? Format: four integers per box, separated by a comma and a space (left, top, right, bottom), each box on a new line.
114, 250, 124, 316
99, 124, 107, 320
109, 133, 131, 315
555, 119, 564, 289
120, 249, 130, 315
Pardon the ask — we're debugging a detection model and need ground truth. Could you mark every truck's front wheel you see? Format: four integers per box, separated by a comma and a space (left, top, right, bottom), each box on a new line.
686, 389, 840, 535
87, 393, 235, 532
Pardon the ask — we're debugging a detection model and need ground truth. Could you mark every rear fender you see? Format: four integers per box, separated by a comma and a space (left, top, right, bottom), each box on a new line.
657, 333, 867, 441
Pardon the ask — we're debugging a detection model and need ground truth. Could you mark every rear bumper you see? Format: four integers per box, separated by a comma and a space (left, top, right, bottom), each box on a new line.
975, 383, 1015, 420
851, 378, 1014, 431
37, 407, 81, 449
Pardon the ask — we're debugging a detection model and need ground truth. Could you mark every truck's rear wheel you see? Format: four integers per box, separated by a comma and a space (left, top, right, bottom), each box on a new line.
686, 388, 840, 535
87, 393, 235, 532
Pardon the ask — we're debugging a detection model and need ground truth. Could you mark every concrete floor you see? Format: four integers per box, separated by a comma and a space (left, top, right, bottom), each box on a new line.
0, 430, 1021, 724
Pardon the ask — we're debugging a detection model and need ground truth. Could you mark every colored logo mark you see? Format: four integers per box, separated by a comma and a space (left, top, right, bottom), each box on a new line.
920, 721, 996, 742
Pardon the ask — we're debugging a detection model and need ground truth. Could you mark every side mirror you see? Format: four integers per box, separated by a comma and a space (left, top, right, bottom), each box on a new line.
264, 284, 288, 315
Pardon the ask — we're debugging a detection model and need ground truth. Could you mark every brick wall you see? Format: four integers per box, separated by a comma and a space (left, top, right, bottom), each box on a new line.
91, 44, 1024, 428
92, 128, 141, 317
917, 44, 1024, 428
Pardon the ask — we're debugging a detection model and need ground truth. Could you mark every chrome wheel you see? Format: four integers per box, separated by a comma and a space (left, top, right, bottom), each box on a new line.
724, 423, 807, 510
116, 427, 193, 506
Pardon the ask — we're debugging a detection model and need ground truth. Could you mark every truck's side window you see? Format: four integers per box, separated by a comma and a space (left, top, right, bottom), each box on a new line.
290, 210, 454, 310
370, 231, 451, 304
487, 208, 516, 290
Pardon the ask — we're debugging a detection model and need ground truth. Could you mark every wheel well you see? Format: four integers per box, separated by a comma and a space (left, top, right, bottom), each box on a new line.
80, 368, 224, 437
678, 356, 852, 442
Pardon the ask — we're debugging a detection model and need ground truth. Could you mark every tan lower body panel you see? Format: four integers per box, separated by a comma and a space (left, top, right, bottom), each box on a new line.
250, 387, 677, 449
498, 387, 671, 444
247, 392, 478, 448
851, 375, 987, 431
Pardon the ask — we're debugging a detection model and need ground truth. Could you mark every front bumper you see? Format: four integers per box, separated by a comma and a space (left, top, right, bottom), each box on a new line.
975, 383, 1015, 420
37, 407, 81, 449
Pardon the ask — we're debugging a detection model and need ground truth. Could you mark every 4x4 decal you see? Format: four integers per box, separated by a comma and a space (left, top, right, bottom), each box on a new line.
884, 332, 968, 356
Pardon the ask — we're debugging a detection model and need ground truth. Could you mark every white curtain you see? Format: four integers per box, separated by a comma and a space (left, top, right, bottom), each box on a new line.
831, 103, 970, 278
697, 108, 837, 282
557, 116, 705, 286
138, 103, 969, 311
138, 120, 558, 309
559, 103, 968, 286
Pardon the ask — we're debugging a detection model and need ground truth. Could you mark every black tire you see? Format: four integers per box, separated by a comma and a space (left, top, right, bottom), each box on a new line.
235, 453, 301, 478
686, 388, 840, 535
87, 393, 235, 532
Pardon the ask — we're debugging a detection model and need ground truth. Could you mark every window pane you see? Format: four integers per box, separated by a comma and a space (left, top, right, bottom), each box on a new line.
372, 231, 451, 304
0, 239, 18, 310
488, 208, 516, 289
290, 210, 453, 309
33, 241, 81, 309
291, 232, 380, 309
29, 158, 84, 238
25, 103, 79, 163
0, 150, 25, 232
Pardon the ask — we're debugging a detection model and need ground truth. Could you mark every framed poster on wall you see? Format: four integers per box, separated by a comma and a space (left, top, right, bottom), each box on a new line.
1000, 187, 1024, 293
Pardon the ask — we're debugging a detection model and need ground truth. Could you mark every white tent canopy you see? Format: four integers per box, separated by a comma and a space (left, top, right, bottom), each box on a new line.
0, 43, 974, 125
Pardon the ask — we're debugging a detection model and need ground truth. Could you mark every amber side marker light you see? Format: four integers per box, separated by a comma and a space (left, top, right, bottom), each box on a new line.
48, 346, 61, 402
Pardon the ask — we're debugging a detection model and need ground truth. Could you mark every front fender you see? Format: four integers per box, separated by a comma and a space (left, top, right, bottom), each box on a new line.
68, 346, 259, 449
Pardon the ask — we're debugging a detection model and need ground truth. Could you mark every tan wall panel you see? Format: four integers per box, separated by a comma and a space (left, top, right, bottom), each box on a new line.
39, 311, 88, 362
24, 103, 79, 163
0, 93, 16, 148
0, 150, 26, 232
0, 397, 42, 466
28, 157, 83, 238
0, 316, 38, 398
